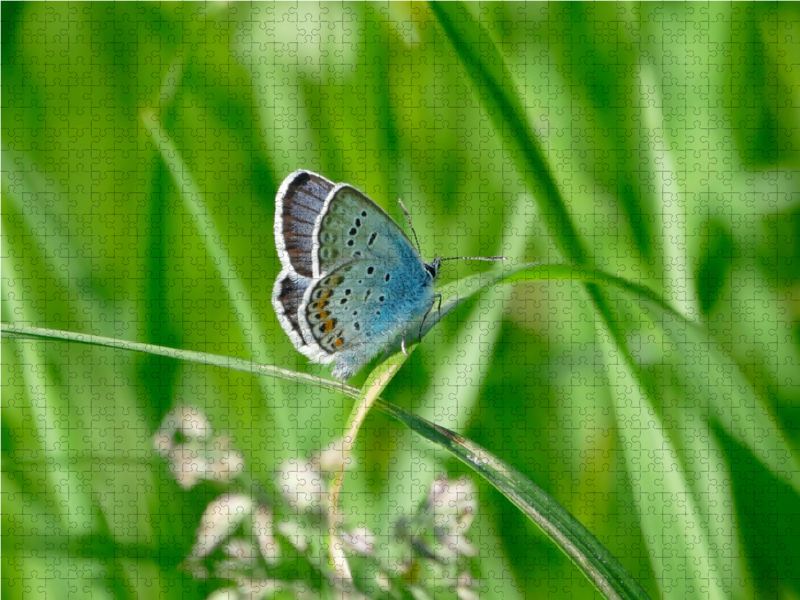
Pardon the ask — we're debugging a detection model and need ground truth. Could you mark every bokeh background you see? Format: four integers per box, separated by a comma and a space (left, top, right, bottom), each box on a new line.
3, 2, 800, 599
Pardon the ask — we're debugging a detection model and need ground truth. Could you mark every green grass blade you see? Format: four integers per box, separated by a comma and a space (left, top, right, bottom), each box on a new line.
12, 254, 796, 497
428, 1, 591, 268
1, 323, 351, 398
7, 253, 795, 596
141, 110, 269, 361
426, 262, 676, 338
3, 321, 649, 599
374, 395, 652, 600
592, 304, 730, 600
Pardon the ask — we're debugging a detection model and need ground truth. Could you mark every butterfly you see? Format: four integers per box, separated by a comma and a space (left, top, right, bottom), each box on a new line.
272, 170, 503, 381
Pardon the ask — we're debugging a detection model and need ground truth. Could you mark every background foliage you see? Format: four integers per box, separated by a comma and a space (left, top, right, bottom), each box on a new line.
3, 2, 800, 599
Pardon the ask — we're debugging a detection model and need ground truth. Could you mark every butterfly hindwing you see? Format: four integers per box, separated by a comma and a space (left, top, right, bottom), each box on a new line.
299, 257, 434, 378
272, 269, 313, 352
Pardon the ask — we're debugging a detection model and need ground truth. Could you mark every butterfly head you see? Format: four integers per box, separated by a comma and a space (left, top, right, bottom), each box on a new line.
424, 257, 441, 280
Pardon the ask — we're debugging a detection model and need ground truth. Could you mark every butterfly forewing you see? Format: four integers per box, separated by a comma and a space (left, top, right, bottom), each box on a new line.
313, 185, 420, 277
275, 171, 334, 278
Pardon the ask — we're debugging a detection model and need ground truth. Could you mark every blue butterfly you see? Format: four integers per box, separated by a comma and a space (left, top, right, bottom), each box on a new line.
272, 170, 502, 381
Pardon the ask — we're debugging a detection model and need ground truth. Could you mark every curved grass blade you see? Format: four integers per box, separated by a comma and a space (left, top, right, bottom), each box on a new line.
373, 394, 652, 600
8, 258, 794, 595
9, 252, 798, 501
422, 261, 680, 339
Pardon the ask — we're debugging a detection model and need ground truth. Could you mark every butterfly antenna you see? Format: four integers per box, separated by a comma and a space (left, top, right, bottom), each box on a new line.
397, 198, 423, 255
438, 256, 508, 262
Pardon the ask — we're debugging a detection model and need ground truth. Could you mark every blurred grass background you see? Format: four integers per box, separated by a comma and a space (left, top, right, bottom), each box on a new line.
3, 2, 800, 599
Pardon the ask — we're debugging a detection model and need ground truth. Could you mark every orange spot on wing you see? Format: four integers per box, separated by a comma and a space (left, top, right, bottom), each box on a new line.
319, 311, 328, 319
314, 290, 332, 311
324, 319, 334, 333
335, 338, 344, 347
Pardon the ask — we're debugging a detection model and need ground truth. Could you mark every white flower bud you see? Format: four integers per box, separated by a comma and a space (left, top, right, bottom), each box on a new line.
169, 442, 207, 490
205, 587, 239, 600
314, 438, 350, 474
456, 571, 479, 600
279, 458, 325, 511
190, 493, 253, 559
340, 526, 375, 556
252, 504, 279, 566
276, 520, 309, 553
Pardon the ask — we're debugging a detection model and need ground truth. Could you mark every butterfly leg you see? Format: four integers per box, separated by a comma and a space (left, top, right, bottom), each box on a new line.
417, 294, 443, 341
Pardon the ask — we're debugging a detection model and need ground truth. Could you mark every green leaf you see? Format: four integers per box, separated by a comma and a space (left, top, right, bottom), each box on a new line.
695, 218, 736, 315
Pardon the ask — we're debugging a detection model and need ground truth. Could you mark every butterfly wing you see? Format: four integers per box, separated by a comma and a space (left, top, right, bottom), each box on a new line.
274, 170, 335, 278
272, 270, 320, 361
312, 184, 422, 277
298, 257, 434, 380
273, 170, 335, 360
273, 172, 434, 380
